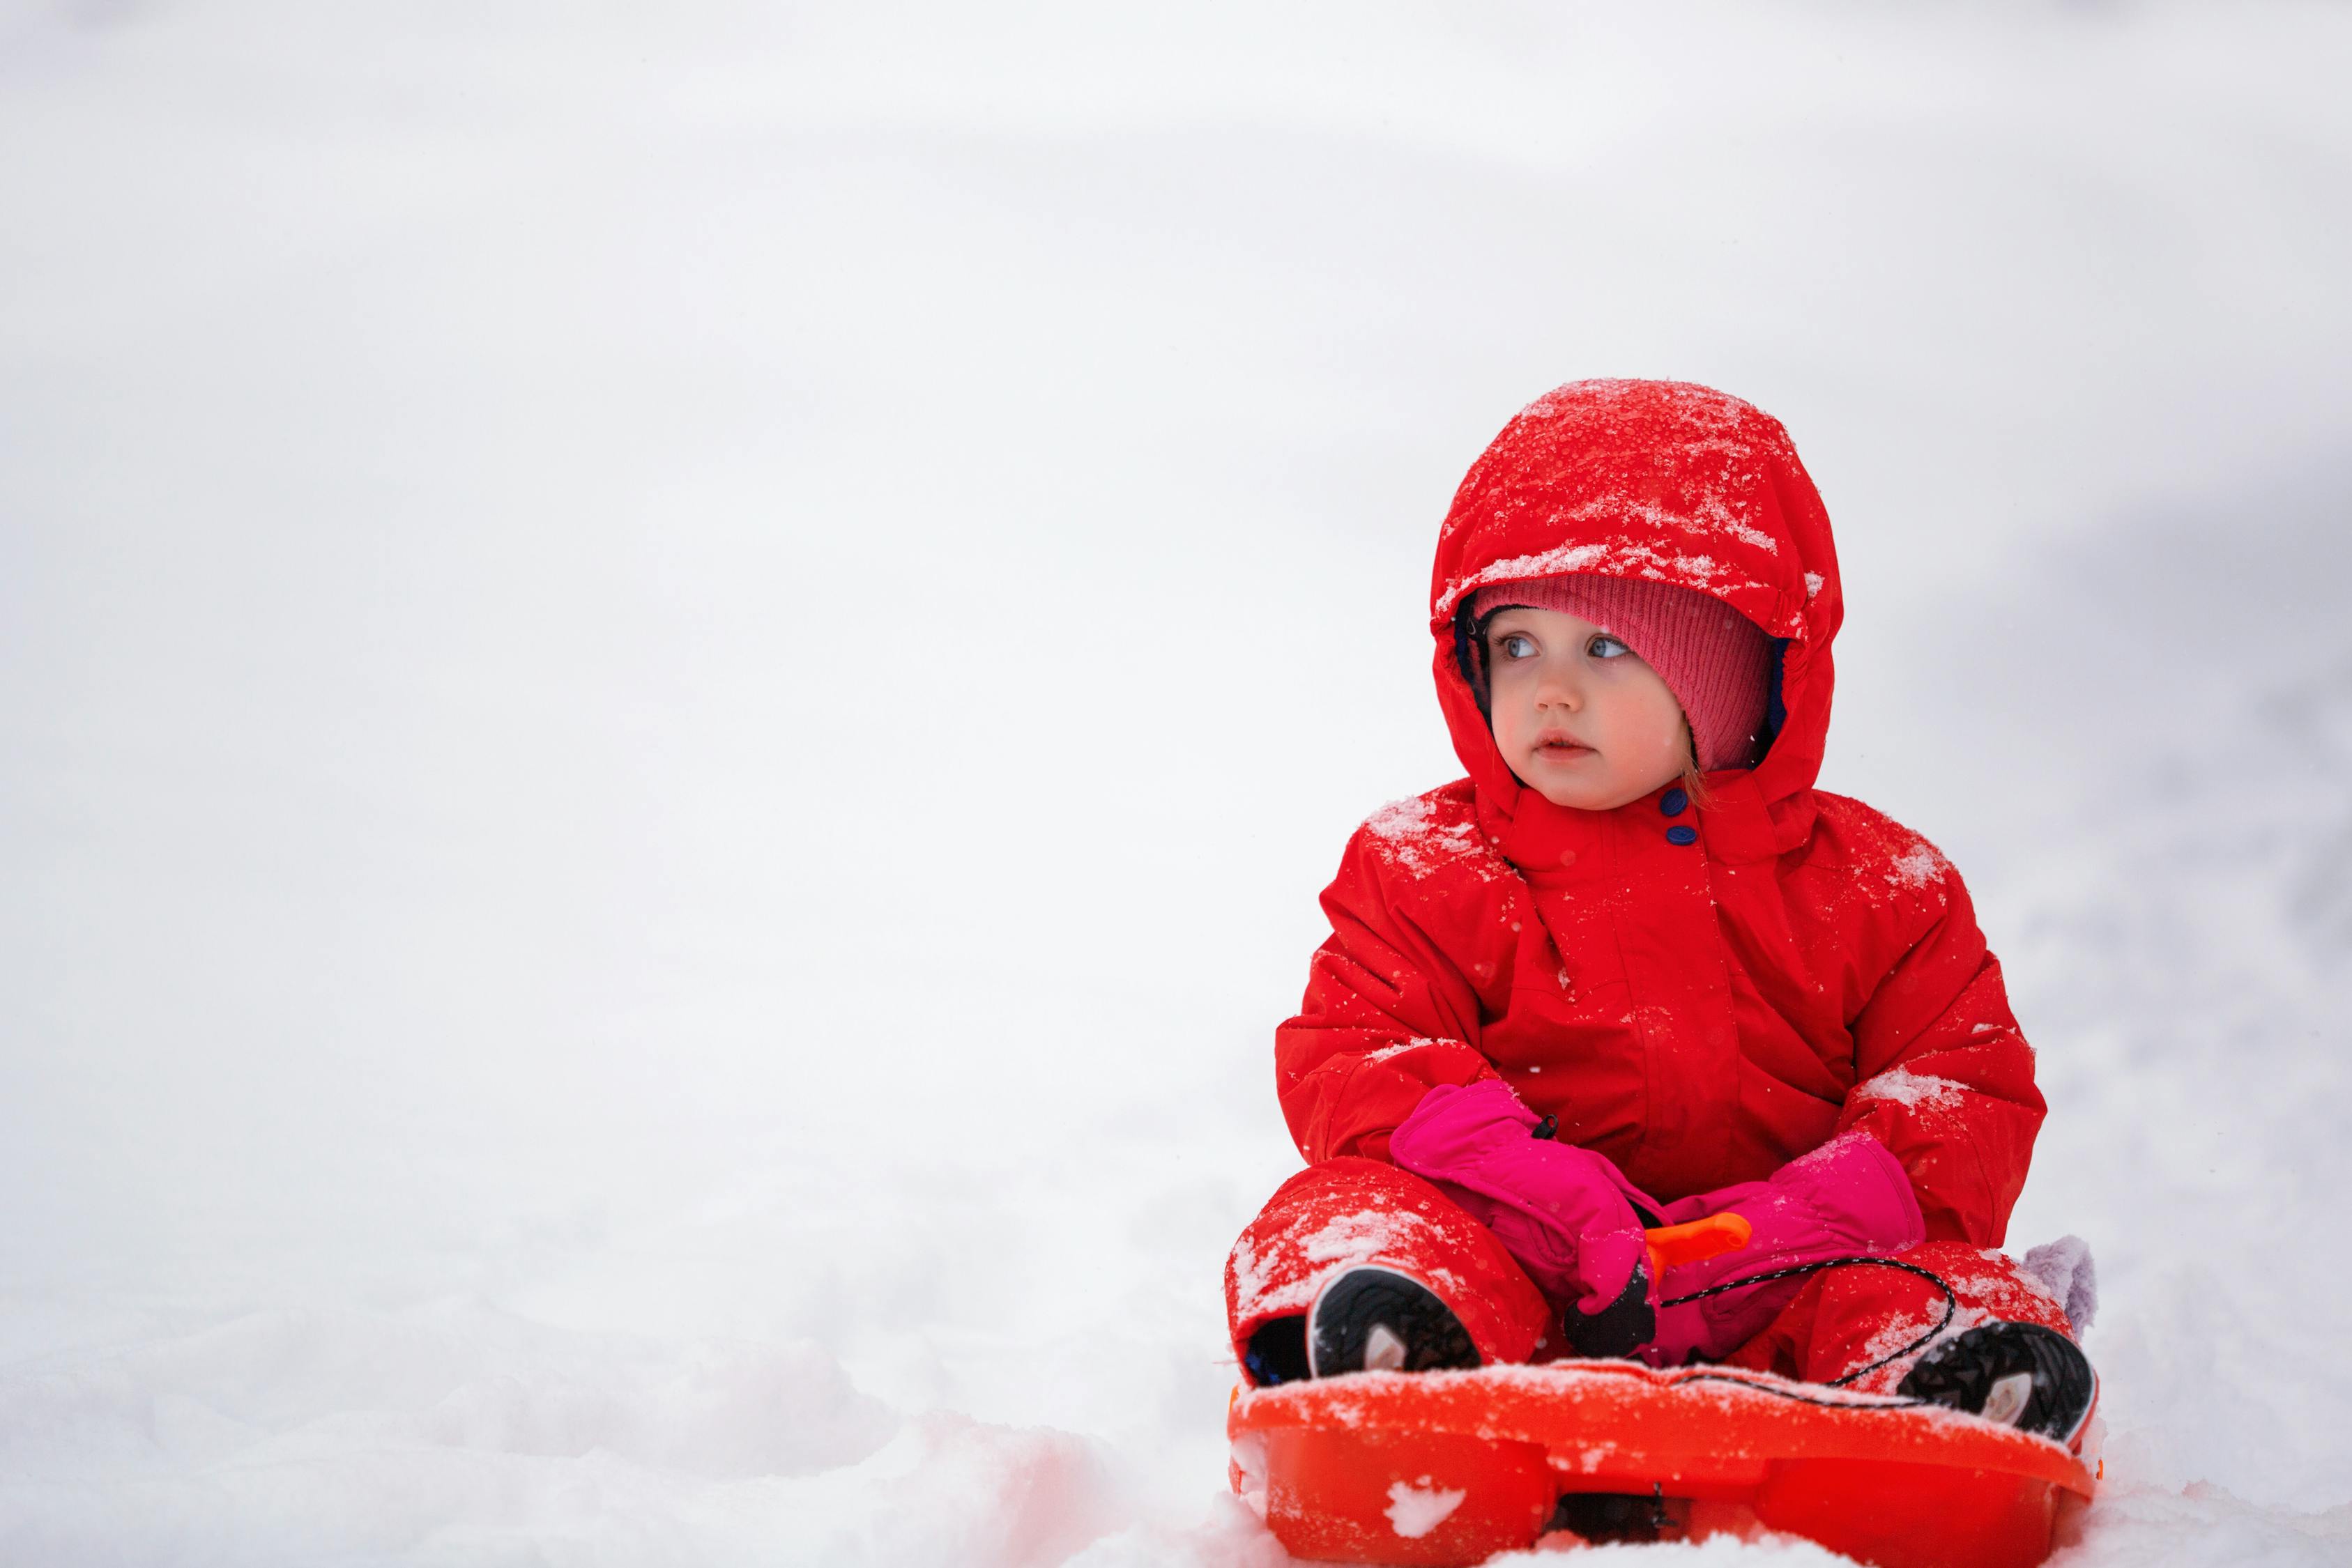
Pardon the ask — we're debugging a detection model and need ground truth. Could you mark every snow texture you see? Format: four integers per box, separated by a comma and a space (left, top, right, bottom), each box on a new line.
1851, 1067, 1969, 1114
4, 2, 2352, 1565
1361, 785, 1509, 882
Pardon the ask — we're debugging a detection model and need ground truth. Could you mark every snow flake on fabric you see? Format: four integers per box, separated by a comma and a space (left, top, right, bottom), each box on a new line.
1805, 571, 1826, 599
1889, 843, 1950, 891
1359, 786, 1508, 883
1301, 1210, 1428, 1265
1812, 796, 1955, 912
1226, 1231, 1278, 1314
1519, 377, 1753, 425
1441, 541, 1610, 606
1781, 1128, 1879, 1179
1436, 536, 1769, 619
1843, 1298, 1995, 1393
1364, 794, 1443, 847
1228, 1206, 1463, 1322
1361, 1038, 1453, 1064
1851, 1068, 1969, 1113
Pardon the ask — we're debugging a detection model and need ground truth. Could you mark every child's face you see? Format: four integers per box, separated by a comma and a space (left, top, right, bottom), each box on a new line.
1483, 606, 1691, 810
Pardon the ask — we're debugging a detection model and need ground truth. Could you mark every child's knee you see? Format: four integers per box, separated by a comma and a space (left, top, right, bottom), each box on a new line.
1225, 1158, 1551, 1374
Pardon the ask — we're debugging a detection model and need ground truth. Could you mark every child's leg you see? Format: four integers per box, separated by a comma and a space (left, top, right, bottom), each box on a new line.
1225, 1156, 1552, 1385
1725, 1240, 2076, 1392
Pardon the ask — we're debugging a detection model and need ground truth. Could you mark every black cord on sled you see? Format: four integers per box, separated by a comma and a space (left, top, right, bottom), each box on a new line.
1670, 1371, 1932, 1411
1655, 1255, 1959, 1390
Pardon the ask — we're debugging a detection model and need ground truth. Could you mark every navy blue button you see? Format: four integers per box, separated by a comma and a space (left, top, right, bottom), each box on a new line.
1665, 824, 1698, 846
1660, 788, 1688, 817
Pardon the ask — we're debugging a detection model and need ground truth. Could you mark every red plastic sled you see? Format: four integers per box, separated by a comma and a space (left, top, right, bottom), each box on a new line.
1227, 1360, 2096, 1567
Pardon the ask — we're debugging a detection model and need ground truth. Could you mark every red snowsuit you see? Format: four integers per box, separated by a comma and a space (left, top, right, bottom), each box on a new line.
1227, 381, 2072, 1388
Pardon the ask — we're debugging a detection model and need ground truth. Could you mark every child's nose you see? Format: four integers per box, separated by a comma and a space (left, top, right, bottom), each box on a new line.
1536, 664, 1584, 709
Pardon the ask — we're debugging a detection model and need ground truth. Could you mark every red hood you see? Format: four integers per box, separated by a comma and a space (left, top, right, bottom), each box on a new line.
1429, 379, 1842, 816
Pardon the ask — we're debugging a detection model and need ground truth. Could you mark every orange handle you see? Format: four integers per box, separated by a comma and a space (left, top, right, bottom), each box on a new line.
1643, 1213, 1753, 1280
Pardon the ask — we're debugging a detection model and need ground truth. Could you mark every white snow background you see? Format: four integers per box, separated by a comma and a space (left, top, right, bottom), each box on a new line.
4, 2, 2351, 1563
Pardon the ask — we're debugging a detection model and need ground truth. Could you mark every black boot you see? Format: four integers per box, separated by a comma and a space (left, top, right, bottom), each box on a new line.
1897, 1322, 2098, 1445
1306, 1266, 1481, 1378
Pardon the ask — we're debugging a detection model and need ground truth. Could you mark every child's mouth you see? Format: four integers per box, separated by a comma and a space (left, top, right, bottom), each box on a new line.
1536, 739, 1594, 760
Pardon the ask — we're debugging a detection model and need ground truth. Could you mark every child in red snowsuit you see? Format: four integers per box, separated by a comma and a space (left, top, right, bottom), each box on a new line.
1225, 381, 2095, 1445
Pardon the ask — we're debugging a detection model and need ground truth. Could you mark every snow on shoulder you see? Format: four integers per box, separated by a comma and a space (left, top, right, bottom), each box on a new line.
1357, 783, 1508, 884
1810, 792, 1957, 911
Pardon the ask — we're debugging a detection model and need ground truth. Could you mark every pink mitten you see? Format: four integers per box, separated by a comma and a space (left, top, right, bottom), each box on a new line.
1639, 1131, 1927, 1368
1389, 1080, 1656, 1326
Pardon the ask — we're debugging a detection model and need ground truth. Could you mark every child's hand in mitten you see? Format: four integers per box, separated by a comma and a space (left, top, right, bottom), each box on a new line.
1640, 1130, 1927, 1367
1389, 1079, 1659, 1353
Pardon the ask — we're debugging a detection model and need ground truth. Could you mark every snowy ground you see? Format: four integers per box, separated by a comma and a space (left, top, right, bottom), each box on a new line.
5, 3, 2352, 1564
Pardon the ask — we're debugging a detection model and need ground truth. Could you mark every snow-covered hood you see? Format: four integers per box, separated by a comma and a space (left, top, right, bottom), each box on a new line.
1428, 379, 1844, 813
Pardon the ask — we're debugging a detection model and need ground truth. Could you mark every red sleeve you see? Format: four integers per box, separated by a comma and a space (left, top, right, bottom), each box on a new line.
1275, 826, 1498, 1165
1834, 864, 2045, 1246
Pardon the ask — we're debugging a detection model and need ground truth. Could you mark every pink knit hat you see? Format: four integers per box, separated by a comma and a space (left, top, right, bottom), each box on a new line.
1468, 574, 1778, 771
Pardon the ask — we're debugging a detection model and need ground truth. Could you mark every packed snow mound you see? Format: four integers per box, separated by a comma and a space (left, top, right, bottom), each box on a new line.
0, 1302, 894, 1484
2057, 1482, 2352, 1568
0, 1303, 1133, 1566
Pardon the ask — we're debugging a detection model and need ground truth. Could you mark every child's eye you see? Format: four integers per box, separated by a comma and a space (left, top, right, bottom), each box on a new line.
1496, 633, 1538, 660
1587, 634, 1632, 659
